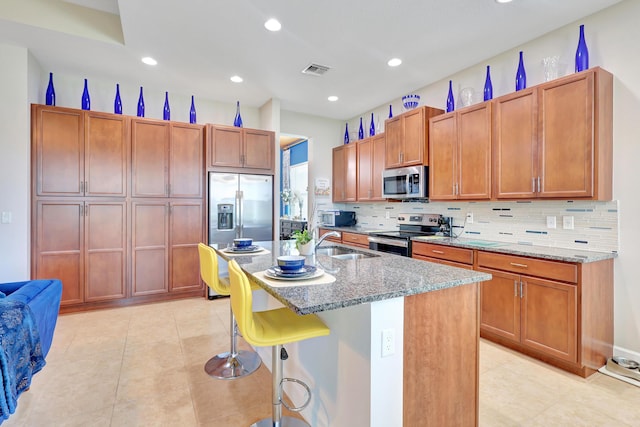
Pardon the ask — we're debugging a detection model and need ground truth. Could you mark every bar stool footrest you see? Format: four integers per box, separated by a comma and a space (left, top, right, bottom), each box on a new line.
280, 377, 312, 412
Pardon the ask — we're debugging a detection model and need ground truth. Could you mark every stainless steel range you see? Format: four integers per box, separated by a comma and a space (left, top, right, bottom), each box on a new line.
368, 213, 452, 257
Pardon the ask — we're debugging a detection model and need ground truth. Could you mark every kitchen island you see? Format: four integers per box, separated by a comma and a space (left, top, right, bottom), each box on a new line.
215, 240, 491, 427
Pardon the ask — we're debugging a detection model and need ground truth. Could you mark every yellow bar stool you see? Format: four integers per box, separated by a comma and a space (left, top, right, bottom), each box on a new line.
198, 243, 261, 379
228, 259, 330, 427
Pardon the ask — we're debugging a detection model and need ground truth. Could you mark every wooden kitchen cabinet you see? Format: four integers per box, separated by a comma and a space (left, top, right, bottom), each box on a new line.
340, 232, 369, 248
429, 103, 492, 200
385, 106, 443, 168
476, 250, 612, 376
132, 120, 204, 198
33, 199, 127, 306
412, 241, 474, 269
132, 200, 204, 296
332, 144, 357, 202
32, 105, 129, 197
357, 134, 386, 201
318, 228, 342, 243
207, 125, 275, 172
493, 67, 613, 200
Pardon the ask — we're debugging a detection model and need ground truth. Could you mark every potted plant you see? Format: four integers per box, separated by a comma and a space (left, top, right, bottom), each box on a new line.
292, 228, 314, 255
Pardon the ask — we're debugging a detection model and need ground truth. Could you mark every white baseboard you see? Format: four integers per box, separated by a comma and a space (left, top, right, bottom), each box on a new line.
613, 345, 640, 362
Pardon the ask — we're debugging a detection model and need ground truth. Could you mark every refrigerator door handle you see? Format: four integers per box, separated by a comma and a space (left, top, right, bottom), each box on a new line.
236, 190, 244, 237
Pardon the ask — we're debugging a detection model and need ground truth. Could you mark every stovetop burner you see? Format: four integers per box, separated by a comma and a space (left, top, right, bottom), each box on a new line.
370, 230, 439, 240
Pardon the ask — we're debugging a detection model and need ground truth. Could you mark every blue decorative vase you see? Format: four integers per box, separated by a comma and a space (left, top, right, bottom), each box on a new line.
358, 117, 364, 140
233, 101, 243, 127
189, 95, 197, 124
344, 123, 350, 144
483, 65, 493, 101
137, 87, 145, 117
114, 84, 122, 114
515, 51, 527, 91
81, 79, 90, 110
575, 24, 589, 72
45, 72, 55, 106
388, 104, 393, 119
369, 113, 375, 137
163, 92, 170, 120
446, 80, 455, 113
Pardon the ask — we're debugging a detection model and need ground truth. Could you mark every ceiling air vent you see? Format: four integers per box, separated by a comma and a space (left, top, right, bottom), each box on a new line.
301, 63, 331, 76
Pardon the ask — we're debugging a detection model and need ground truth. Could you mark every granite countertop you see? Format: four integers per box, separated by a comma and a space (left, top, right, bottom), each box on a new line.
214, 241, 490, 315
412, 236, 617, 263
319, 226, 391, 235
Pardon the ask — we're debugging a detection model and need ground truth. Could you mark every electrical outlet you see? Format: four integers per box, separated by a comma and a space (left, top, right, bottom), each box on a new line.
563, 216, 574, 230
1, 212, 11, 224
381, 328, 395, 357
546, 216, 556, 229
466, 212, 474, 224
385, 211, 390, 219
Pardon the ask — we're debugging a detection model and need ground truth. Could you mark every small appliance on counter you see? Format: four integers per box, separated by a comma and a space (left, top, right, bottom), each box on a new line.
319, 210, 357, 227
368, 213, 452, 257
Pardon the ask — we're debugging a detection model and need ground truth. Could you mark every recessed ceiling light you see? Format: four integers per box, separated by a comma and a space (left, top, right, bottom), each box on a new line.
495, 0, 513, 3
387, 58, 402, 67
328, 96, 339, 102
264, 18, 282, 32
230, 75, 243, 83
141, 56, 157, 66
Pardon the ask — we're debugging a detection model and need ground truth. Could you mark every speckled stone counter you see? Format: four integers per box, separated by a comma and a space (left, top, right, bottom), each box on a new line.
214, 240, 490, 315
411, 236, 617, 263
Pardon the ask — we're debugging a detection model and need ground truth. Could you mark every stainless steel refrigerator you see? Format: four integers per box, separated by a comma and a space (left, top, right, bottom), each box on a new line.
208, 172, 273, 297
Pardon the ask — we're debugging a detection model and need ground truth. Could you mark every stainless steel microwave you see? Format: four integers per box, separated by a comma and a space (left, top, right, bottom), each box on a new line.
382, 166, 428, 199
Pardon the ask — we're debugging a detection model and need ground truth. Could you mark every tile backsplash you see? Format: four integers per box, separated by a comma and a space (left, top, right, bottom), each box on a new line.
341, 200, 619, 253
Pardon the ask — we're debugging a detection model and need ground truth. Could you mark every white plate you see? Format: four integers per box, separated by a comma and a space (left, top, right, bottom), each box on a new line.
263, 268, 324, 281
268, 265, 317, 277
223, 246, 263, 254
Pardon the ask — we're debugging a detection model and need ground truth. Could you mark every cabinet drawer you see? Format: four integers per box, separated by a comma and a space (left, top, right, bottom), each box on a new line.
412, 242, 473, 265
341, 232, 369, 247
477, 251, 577, 283
319, 228, 341, 243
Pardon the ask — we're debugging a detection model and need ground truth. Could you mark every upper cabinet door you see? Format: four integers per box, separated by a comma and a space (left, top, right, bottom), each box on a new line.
457, 103, 491, 200
85, 112, 129, 197
33, 105, 84, 196
131, 120, 170, 197
538, 72, 595, 199
170, 123, 204, 198
493, 88, 538, 199
429, 114, 457, 200
402, 108, 425, 166
208, 125, 243, 168
243, 129, 274, 171
384, 116, 403, 168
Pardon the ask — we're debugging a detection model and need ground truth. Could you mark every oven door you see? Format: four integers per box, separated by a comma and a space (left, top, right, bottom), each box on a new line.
368, 236, 409, 257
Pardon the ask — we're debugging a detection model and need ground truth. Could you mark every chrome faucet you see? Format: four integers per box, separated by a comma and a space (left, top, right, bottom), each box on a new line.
315, 231, 341, 250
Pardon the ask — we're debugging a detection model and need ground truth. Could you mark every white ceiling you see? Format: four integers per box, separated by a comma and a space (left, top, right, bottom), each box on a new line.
0, 0, 622, 120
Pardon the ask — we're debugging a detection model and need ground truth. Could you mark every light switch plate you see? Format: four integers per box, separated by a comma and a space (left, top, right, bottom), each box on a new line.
546, 216, 556, 229
563, 216, 574, 230
466, 212, 474, 224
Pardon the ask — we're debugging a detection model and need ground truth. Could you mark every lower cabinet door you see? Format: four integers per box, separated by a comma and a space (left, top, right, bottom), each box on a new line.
132, 201, 168, 296
169, 201, 203, 292
521, 277, 577, 362
479, 267, 521, 342
85, 201, 127, 302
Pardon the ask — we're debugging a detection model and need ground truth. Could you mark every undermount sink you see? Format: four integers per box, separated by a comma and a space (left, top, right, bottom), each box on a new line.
315, 246, 379, 259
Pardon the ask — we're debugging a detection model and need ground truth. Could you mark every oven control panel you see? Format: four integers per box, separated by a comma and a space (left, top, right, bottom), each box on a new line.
397, 213, 441, 226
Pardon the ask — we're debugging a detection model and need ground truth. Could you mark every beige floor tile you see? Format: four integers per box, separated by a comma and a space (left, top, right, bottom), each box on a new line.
26, 405, 114, 427
111, 386, 197, 427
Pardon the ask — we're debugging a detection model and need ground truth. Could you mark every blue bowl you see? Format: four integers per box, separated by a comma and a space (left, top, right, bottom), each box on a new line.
277, 255, 306, 271
233, 238, 253, 248
402, 94, 420, 110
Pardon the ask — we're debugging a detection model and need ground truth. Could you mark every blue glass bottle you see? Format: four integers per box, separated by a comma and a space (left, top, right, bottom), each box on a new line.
137, 87, 145, 117
388, 104, 393, 119
358, 117, 364, 140
233, 101, 243, 127
163, 92, 170, 120
114, 84, 122, 114
446, 80, 455, 113
483, 66, 493, 101
189, 95, 197, 124
369, 113, 375, 137
344, 123, 350, 144
81, 78, 90, 110
45, 72, 55, 106
515, 51, 527, 91
575, 24, 589, 72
